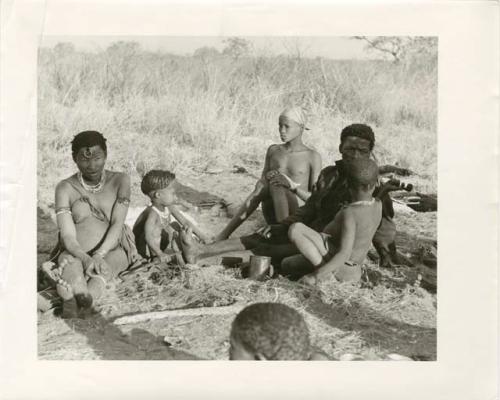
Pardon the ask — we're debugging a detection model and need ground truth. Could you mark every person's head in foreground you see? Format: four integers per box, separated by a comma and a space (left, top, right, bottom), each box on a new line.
141, 169, 177, 206
339, 123, 375, 163
278, 107, 309, 143
229, 302, 311, 360
345, 158, 379, 199
71, 130, 108, 184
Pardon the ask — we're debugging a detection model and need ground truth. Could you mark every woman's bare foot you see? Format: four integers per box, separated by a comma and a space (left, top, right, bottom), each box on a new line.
61, 297, 78, 319
180, 228, 203, 264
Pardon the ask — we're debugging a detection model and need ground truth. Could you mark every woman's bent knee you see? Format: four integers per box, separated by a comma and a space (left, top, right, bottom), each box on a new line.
104, 247, 128, 278
58, 253, 84, 281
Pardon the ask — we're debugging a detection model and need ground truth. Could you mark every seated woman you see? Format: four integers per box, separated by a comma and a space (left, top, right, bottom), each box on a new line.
214, 107, 322, 241
47, 130, 140, 318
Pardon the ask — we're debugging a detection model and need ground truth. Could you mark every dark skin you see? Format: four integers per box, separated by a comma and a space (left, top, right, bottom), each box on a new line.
52, 145, 130, 315
288, 182, 382, 285
134, 180, 211, 261
214, 116, 321, 241
181, 136, 400, 265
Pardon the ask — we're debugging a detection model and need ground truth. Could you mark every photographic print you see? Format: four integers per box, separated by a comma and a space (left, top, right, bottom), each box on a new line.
36, 36, 437, 361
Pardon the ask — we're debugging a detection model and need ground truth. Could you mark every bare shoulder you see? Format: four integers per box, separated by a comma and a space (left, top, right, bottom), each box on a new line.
267, 143, 281, 154
107, 170, 129, 182
144, 207, 160, 224
55, 175, 75, 194
106, 171, 130, 188
308, 148, 321, 162
341, 206, 356, 224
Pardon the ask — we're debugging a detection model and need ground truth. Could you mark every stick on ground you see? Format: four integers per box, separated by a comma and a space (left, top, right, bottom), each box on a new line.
112, 303, 245, 326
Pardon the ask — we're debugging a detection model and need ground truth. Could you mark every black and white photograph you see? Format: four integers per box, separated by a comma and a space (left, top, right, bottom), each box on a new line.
1, 1, 498, 398
37, 35, 438, 361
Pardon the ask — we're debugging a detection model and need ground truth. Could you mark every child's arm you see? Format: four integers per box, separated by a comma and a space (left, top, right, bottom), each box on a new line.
168, 205, 211, 243
304, 211, 355, 282
261, 145, 275, 180
308, 151, 322, 193
144, 211, 168, 260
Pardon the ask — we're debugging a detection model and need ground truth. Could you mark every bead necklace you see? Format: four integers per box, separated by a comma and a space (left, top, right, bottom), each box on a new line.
77, 170, 106, 193
349, 198, 375, 207
151, 205, 171, 221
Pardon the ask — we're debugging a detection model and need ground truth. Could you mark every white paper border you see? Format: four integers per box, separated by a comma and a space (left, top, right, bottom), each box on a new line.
0, 1, 498, 399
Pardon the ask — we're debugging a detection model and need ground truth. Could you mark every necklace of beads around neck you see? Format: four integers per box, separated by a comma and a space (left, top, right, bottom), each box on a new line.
349, 198, 375, 207
78, 170, 106, 193
151, 205, 170, 221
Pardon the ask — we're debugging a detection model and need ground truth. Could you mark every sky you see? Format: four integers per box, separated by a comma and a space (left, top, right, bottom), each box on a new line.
40, 36, 382, 60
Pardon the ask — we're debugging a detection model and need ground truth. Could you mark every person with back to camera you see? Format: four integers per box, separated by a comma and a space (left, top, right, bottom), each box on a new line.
181, 123, 399, 270
283, 158, 382, 285
229, 302, 329, 360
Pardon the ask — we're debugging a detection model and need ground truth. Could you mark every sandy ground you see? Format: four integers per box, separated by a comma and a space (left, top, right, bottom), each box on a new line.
37, 169, 437, 361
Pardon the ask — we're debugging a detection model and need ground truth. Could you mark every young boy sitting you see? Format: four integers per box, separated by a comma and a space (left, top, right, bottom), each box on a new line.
229, 302, 329, 360
133, 170, 208, 262
282, 158, 382, 285
214, 107, 322, 241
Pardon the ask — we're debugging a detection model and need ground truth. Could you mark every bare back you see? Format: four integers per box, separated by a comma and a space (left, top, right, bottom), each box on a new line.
323, 199, 382, 264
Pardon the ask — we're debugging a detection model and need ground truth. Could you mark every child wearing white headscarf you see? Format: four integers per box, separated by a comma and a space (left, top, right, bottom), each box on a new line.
213, 106, 322, 241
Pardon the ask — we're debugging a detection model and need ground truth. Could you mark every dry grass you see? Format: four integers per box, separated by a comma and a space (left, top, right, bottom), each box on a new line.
37, 41, 437, 361
37, 42, 437, 207
38, 261, 436, 360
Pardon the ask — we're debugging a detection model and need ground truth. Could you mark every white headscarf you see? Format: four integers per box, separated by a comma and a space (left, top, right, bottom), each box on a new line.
279, 107, 310, 130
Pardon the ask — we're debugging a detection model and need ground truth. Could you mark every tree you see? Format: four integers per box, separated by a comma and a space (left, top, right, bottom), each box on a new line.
193, 46, 220, 59
222, 37, 252, 60
353, 36, 437, 64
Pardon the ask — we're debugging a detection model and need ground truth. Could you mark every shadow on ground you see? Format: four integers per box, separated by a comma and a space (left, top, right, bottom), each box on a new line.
303, 290, 436, 360
50, 309, 200, 360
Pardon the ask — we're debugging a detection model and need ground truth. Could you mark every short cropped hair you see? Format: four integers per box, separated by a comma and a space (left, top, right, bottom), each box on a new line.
340, 124, 375, 150
345, 158, 379, 189
71, 131, 107, 157
141, 169, 176, 197
230, 303, 311, 360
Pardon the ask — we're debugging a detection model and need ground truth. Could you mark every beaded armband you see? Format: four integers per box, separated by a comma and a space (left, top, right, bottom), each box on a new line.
55, 207, 72, 216
116, 197, 130, 206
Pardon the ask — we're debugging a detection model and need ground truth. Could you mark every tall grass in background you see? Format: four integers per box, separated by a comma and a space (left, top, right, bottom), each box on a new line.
37, 41, 437, 207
